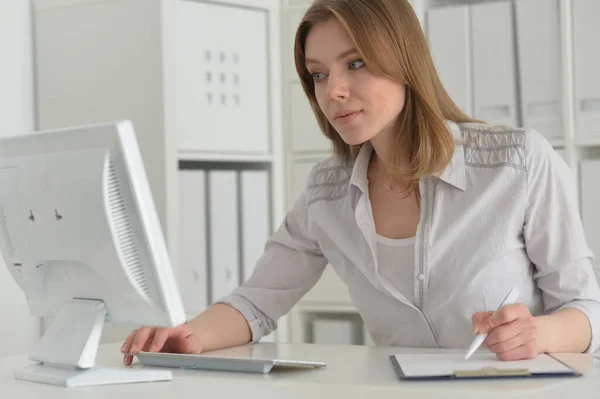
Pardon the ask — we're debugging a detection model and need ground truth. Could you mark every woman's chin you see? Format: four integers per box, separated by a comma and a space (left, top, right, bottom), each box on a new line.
338, 134, 372, 146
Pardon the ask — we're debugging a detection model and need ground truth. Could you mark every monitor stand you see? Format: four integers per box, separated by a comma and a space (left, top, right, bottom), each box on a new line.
14, 299, 171, 387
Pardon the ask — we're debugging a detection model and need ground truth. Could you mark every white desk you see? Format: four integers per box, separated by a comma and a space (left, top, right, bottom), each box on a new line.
1, 343, 599, 398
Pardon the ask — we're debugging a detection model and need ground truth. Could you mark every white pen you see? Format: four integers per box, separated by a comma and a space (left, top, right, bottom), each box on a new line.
464, 287, 520, 360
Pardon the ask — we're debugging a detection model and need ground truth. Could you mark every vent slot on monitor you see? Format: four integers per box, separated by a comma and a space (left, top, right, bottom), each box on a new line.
105, 157, 151, 299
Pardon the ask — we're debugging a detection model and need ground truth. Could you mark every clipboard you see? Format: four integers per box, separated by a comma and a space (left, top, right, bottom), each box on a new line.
389, 353, 583, 380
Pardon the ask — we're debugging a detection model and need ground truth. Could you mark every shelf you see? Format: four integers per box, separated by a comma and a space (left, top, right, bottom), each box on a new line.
177, 151, 273, 163
575, 140, 600, 148
290, 152, 332, 162
548, 139, 566, 148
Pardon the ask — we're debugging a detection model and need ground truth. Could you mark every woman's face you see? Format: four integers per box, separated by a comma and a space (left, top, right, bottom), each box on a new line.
304, 18, 406, 146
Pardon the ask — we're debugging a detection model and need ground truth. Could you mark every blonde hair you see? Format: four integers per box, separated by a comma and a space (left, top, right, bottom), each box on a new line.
294, 0, 482, 186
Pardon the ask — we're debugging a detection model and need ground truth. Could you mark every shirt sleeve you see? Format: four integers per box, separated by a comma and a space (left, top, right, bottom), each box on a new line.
216, 190, 328, 342
524, 129, 600, 353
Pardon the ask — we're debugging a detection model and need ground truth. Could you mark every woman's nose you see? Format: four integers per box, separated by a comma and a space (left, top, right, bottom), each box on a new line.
326, 73, 350, 101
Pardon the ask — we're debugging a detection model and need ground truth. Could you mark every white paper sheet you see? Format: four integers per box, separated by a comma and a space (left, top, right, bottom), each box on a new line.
393, 353, 573, 378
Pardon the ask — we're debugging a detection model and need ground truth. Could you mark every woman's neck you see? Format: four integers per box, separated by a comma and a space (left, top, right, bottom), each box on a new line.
369, 139, 410, 175
368, 132, 413, 194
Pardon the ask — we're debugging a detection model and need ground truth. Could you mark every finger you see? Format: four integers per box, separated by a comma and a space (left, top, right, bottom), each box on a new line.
125, 328, 157, 365
478, 304, 528, 334
130, 326, 155, 354
488, 328, 535, 354
471, 311, 494, 333
483, 318, 530, 348
123, 354, 134, 366
121, 329, 139, 353
495, 340, 538, 361
141, 329, 158, 352
148, 328, 171, 352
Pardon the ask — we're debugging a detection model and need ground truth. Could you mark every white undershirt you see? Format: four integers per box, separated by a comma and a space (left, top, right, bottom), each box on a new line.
376, 234, 416, 305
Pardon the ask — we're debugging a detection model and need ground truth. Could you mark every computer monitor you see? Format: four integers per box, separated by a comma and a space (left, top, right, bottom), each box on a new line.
0, 120, 186, 387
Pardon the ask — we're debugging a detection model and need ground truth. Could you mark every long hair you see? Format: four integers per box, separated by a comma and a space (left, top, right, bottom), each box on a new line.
294, 0, 482, 186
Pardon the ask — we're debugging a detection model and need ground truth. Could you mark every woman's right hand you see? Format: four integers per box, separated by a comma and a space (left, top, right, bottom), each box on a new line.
121, 324, 203, 365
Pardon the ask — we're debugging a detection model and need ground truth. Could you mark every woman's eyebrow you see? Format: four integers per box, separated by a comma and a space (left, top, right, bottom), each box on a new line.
305, 48, 359, 65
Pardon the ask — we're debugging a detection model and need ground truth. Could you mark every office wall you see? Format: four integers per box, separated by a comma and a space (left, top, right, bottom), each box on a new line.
0, 0, 40, 356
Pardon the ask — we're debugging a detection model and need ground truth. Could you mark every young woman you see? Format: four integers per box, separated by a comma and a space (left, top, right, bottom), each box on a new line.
122, 0, 600, 364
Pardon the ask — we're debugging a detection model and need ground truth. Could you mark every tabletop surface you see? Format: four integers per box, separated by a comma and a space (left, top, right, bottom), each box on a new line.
1, 342, 599, 399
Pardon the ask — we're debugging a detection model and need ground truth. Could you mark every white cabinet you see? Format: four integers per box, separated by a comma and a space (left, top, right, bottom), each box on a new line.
33, 0, 279, 254
572, 0, 600, 142
426, 1, 519, 126
471, 1, 519, 126
175, 1, 270, 153
515, 0, 563, 141
581, 160, 600, 281
33, 0, 283, 342
32, 0, 281, 259
426, 5, 473, 116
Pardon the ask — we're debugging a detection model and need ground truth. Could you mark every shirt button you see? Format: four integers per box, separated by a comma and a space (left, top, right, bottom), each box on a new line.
417, 273, 425, 281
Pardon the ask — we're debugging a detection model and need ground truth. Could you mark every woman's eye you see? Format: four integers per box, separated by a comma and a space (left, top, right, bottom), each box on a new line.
349, 59, 365, 70
312, 72, 326, 82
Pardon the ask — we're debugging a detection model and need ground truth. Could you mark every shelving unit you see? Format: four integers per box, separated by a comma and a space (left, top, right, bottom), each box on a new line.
32, 0, 285, 343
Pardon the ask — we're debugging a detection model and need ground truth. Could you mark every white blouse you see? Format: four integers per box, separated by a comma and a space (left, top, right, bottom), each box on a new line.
219, 122, 600, 353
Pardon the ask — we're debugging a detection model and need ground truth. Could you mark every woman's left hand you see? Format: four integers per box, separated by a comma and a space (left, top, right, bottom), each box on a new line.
471, 303, 541, 361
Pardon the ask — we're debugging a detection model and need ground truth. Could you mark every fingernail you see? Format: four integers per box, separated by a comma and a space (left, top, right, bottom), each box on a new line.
130, 345, 137, 352
120, 343, 127, 352
473, 326, 479, 334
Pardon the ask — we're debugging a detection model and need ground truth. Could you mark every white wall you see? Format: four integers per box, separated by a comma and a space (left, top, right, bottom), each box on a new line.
0, 0, 40, 356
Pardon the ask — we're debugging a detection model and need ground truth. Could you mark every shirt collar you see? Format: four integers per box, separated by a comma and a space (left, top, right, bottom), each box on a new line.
348, 121, 466, 193
437, 121, 466, 191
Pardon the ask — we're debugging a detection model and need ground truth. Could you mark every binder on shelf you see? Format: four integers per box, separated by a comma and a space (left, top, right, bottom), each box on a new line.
426, 5, 473, 116
515, 0, 563, 140
470, 1, 519, 127
240, 170, 271, 282
208, 170, 240, 303
177, 170, 208, 314
580, 160, 600, 283
572, 0, 600, 141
